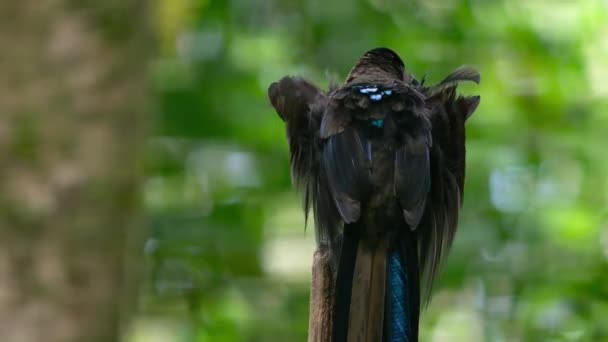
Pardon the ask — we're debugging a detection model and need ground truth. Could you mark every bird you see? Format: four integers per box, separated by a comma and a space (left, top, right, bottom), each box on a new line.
268, 47, 480, 342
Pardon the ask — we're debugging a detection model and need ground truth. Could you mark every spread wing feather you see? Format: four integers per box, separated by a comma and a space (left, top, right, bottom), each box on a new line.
415, 70, 480, 302
268, 77, 342, 249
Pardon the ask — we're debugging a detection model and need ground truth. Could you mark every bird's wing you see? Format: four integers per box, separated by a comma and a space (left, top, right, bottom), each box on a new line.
319, 87, 372, 223
394, 136, 432, 229
386, 81, 433, 230
415, 68, 480, 301
268, 76, 325, 188
322, 128, 372, 223
268, 77, 342, 248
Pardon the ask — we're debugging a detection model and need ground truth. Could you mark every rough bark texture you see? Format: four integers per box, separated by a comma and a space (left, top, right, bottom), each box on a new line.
0, 1, 148, 341
308, 247, 335, 342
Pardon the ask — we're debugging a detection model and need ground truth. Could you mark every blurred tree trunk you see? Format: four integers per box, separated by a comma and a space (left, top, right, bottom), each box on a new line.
0, 2, 149, 341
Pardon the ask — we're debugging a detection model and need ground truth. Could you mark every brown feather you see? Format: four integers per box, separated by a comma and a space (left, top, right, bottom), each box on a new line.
347, 242, 387, 342
366, 244, 387, 341
414, 68, 480, 302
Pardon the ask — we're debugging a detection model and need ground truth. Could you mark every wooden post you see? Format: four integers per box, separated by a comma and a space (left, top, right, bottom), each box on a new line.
308, 247, 336, 342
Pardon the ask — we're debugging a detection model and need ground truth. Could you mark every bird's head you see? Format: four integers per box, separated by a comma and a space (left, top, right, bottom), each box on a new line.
346, 48, 406, 84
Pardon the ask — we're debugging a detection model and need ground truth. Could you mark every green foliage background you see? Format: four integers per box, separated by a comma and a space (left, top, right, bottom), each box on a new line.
131, 1, 608, 341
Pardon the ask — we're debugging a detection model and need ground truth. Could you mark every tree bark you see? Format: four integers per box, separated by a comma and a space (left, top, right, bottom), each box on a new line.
0, 1, 149, 341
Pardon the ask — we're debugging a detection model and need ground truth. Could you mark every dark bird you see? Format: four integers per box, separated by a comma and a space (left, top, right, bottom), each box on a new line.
268, 48, 480, 342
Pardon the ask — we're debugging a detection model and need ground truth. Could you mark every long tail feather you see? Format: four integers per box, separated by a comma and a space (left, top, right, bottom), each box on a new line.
387, 250, 409, 341
333, 222, 390, 342
347, 241, 387, 341
333, 224, 359, 342
386, 236, 420, 342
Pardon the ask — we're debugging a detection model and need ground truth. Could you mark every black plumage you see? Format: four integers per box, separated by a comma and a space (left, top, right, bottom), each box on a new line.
269, 48, 480, 342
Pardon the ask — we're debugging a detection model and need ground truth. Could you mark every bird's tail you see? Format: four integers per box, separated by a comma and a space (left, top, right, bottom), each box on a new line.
385, 236, 420, 342
333, 223, 359, 342
333, 225, 419, 342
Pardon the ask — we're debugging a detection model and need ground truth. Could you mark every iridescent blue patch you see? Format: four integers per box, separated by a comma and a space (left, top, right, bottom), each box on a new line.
359, 87, 378, 94
355, 85, 393, 102
371, 119, 384, 128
